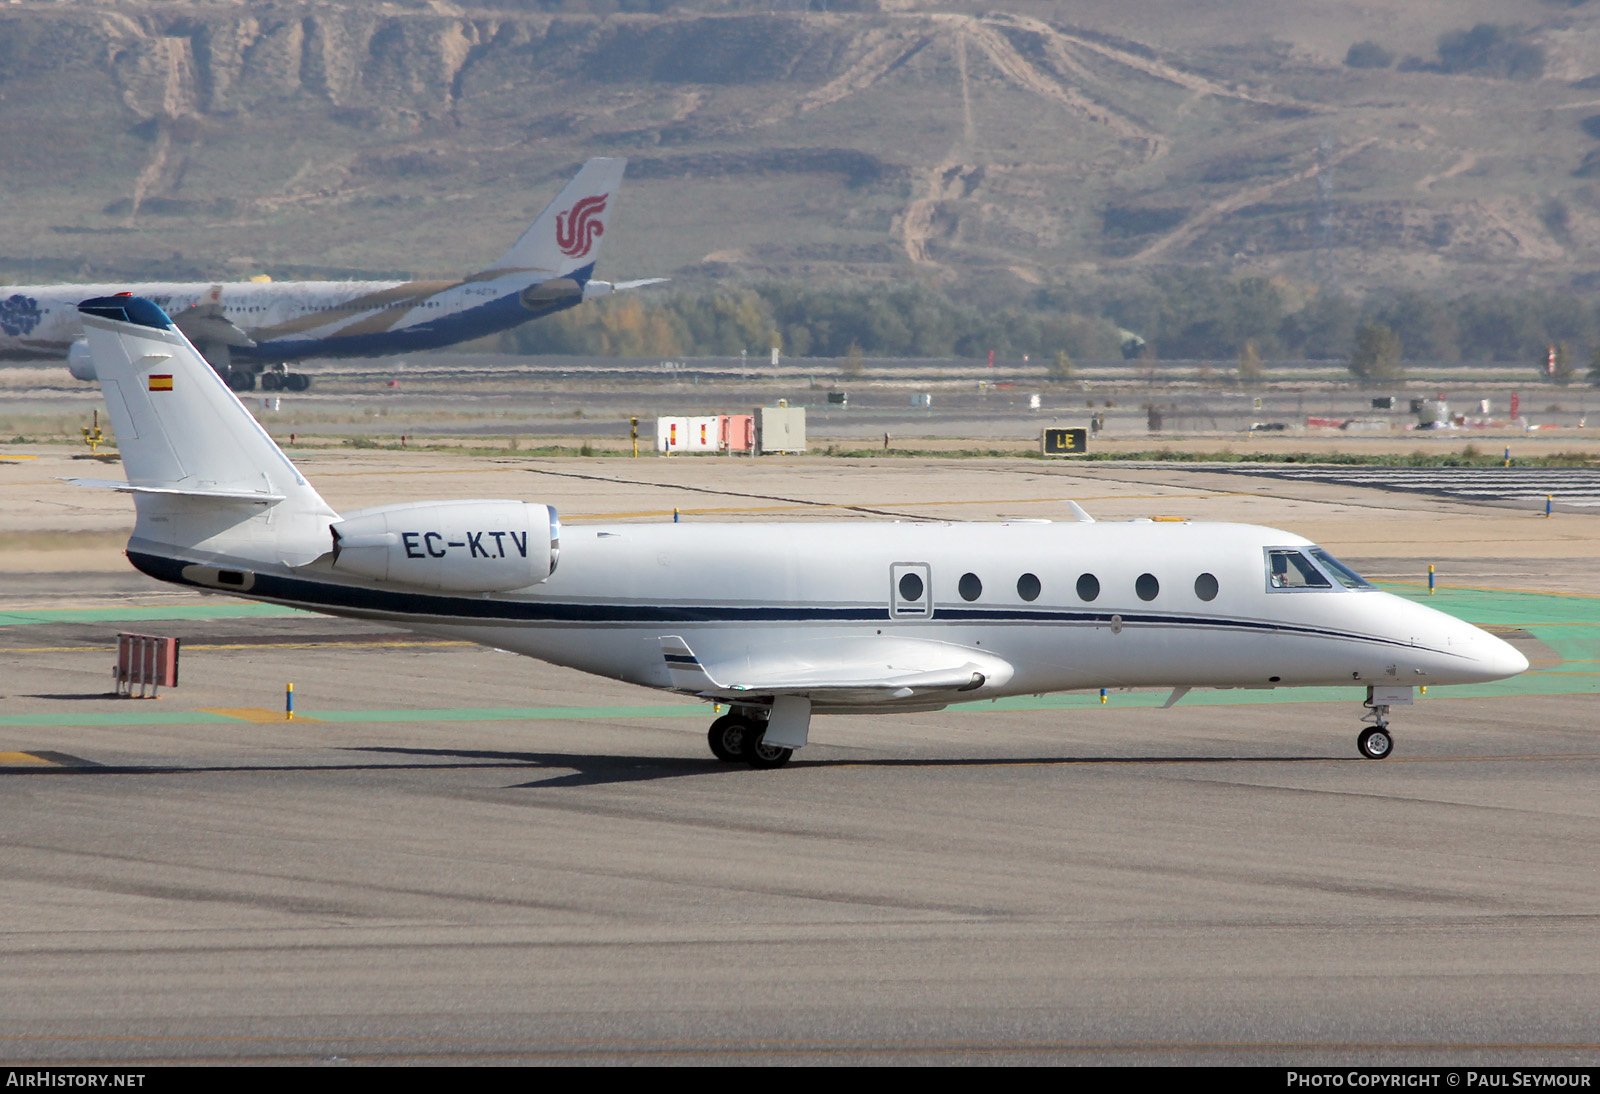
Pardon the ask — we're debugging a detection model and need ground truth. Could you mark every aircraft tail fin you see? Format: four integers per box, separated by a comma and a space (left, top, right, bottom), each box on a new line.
78, 295, 336, 567
480, 158, 627, 280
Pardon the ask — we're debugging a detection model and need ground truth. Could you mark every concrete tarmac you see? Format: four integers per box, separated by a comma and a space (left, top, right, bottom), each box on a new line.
2, 451, 1599, 1065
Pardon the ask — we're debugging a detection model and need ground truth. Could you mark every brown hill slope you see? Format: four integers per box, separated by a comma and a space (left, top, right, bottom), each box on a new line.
3, 1, 1600, 295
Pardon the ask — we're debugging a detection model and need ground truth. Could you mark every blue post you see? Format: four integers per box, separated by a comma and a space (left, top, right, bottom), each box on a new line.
1428, 564, 1435, 595
673, 507, 680, 523
1099, 688, 1107, 705
1503, 447, 1510, 468
286, 682, 294, 721
1547, 494, 1553, 519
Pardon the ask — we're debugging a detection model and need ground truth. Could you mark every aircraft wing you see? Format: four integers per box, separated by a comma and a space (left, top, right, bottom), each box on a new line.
171, 285, 256, 349
660, 634, 1014, 704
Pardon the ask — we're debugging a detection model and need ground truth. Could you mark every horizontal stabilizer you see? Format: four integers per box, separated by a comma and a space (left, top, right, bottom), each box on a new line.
583, 277, 669, 300
66, 477, 285, 503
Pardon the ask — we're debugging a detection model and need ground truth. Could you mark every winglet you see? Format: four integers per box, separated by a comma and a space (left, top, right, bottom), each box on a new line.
1066, 501, 1095, 523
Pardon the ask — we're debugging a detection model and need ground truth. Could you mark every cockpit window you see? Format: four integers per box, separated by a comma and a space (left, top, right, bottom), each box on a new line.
1309, 547, 1373, 589
1266, 549, 1331, 590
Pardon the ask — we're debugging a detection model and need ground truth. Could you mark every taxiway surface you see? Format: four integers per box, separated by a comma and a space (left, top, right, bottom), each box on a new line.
2, 451, 1598, 1065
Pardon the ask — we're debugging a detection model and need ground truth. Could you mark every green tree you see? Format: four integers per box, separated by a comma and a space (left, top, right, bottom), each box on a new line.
1373, 290, 1460, 361
1344, 41, 1394, 69
843, 342, 864, 378
1236, 341, 1264, 383
1048, 349, 1074, 380
1545, 342, 1576, 385
1588, 345, 1600, 387
1349, 322, 1404, 381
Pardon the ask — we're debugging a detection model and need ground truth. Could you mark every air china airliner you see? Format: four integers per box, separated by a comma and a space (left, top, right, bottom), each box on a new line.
0, 159, 659, 391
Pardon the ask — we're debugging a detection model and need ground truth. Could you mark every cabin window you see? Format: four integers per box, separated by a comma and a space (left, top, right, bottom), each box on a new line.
1076, 573, 1100, 602
1136, 573, 1159, 601
1309, 548, 1373, 589
891, 562, 933, 619
1266, 549, 1332, 590
1194, 573, 1219, 601
1017, 573, 1041, 602
959, 573, 982, 601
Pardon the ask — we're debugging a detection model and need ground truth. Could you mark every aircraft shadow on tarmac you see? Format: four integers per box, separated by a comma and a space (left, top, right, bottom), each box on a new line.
23, 692, 125, 701
353, 746, 1342, 789
0, 747, 1352, 784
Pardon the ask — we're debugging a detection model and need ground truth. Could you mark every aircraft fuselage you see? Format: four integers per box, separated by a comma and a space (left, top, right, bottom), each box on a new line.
126, 518, 1525, 712
0, 270, 588, 364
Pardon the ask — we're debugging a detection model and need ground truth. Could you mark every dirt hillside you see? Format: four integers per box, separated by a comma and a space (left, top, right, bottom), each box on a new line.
3, 1, 1599, 295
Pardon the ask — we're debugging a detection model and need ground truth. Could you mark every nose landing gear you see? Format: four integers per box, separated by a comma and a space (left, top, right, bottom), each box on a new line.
1357, 725, 1393, 760
1357, 686, 1406, 759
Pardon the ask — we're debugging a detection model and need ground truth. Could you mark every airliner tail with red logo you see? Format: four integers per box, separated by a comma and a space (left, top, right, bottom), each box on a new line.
5, 158, 665, 393
485, 157, 628, 278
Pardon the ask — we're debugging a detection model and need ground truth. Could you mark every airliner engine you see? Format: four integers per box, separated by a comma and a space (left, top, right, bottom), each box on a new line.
519, 278, 582, 311
329, 500, 559, 592
67, 339, 97, 381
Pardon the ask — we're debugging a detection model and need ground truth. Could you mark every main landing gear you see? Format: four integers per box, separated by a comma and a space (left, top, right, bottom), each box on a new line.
707, 711, 793, 769
220, 365, 311, 392
259, 364, 311, 392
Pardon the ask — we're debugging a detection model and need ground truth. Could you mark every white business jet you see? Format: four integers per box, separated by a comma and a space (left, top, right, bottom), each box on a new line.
73, 295, 1528, 767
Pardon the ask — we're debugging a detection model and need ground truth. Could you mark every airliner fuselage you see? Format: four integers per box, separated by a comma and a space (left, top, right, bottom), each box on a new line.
0, 269, 590, 363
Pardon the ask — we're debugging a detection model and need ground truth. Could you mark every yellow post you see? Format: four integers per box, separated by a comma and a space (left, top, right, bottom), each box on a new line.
631, 416, 639, 458
81, 409, 103, 454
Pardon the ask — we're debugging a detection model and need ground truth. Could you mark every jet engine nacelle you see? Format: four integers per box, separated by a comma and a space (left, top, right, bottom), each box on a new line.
519, 278, 582, 310
329, 500, 559, 592
67, 338, 97, 381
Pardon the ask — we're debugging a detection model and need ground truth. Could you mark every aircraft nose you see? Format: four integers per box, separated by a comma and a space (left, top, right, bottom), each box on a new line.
1473, 628, 1529, 680
1439, 615, 1529, 682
